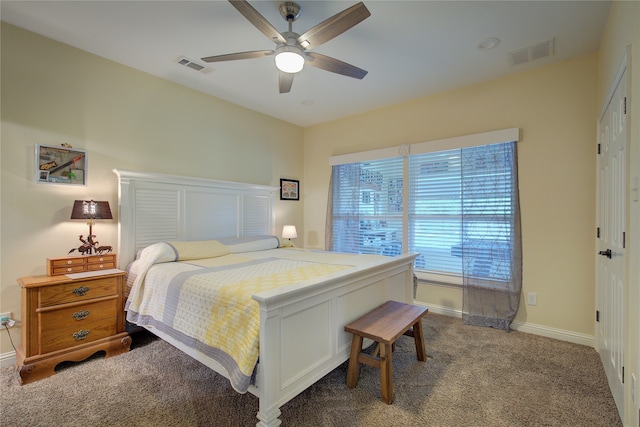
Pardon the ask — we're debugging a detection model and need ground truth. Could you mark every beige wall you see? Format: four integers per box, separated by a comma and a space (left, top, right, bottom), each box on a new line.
0, 23, 304, 354
304, 53, 599, 336
598, 2, 640, 426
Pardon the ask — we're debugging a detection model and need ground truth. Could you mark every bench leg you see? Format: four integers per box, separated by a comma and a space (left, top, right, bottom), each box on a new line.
413, 320, 427, 362
379, 343, 394, 404
346, 335, 363, 388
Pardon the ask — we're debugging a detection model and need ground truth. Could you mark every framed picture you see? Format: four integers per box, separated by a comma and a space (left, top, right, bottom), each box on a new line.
36, 144, 87, 185
280, 178, 299, 201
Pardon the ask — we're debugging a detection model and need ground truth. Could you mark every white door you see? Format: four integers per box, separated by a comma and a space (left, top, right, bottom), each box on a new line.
596, 64, 627, 419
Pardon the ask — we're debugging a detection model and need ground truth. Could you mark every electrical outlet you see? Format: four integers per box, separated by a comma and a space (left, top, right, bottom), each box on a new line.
526, 292, 537, 306
0, 312, 13, 327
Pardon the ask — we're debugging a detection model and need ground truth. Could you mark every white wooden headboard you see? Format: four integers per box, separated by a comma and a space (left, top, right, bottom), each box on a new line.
113, 169, 278, 269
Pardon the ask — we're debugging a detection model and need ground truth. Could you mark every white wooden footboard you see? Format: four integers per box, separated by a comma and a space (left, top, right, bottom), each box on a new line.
253, 254, 417, 427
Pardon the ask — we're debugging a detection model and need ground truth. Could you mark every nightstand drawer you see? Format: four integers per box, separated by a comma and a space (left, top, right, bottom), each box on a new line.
39, 277, 118, 307
40, 319, 117, 354
87, 260, 116, 271
51, 264, 87, 275
50, 257, 86, 268
49, 257, 86, 275
40, 299, 117, 333
87, 254, 116, 265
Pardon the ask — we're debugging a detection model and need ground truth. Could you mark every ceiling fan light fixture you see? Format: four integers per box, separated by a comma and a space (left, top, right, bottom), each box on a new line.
275, 46, 305, 73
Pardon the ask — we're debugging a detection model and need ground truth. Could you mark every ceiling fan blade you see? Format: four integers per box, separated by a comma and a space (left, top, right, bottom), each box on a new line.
297, 2, 371, 50
279, 71, 294, 94
201, 50, 272, 63
229, 0, 287, 45
306, 52, 368, 79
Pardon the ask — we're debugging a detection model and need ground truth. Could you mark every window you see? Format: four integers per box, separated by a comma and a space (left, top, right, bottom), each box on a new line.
331, 157, 404, 255
329, 128, 519, 285
409, 144, 515, 283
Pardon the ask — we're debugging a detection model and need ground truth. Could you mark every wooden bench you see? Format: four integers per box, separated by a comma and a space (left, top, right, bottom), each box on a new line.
344, 300, 428, 404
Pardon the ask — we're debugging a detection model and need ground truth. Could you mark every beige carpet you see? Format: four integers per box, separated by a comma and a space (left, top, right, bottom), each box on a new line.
0, 313, 622, 426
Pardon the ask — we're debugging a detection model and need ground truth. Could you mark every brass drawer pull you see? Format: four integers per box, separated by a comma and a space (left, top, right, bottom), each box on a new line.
72, 329, 90, 341
72, 310, 90, 320
72, 286, 90, 296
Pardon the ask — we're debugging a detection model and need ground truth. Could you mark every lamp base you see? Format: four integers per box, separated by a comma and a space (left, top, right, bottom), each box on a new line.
68, 235, 95, 255
68, 224, 103, 255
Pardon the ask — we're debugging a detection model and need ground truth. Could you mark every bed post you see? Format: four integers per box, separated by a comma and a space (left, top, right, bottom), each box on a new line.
113, 169, 134, 269
256, 304, 283, 427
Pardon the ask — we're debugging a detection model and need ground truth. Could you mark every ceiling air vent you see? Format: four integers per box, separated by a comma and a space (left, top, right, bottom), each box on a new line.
508, 38, 554, 66
175, 56, 211, 74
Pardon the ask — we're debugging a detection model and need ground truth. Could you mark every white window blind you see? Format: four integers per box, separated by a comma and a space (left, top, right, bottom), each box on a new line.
408, 148, 462, 277
331, 157, 405, 255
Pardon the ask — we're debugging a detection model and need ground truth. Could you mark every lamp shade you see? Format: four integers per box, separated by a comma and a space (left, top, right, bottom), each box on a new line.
282, 225, 298, 239
71, 200, 113, 220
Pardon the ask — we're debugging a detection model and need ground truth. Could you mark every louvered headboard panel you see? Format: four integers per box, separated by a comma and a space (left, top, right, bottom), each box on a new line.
113, 169, 278, 269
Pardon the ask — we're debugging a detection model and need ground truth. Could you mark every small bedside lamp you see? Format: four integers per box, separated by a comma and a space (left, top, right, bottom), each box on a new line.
70, 200, 113, 255
282, 225, 298, 241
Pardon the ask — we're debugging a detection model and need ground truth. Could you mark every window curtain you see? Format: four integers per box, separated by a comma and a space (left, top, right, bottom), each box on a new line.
461, 141, 522, 331
325, 171, 334, 250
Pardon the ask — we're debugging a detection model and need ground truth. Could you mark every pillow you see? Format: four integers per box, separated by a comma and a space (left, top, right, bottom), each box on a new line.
166, 240, 230, 261
216, 235, 280, 253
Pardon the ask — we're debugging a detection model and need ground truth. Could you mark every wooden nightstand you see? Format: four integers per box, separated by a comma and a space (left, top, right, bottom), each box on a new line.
16, 270, 131, 384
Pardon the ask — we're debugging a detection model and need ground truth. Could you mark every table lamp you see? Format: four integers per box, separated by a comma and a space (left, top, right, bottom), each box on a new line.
69, 200, 113, 255
282, 225, 298, 241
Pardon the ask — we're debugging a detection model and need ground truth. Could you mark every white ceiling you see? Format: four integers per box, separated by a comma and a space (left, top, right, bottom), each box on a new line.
1, 1, 612, 127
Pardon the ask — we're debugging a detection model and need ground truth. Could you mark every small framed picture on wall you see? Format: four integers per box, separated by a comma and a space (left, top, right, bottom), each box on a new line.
280, 179, 299, 201
35, 144, 87, 185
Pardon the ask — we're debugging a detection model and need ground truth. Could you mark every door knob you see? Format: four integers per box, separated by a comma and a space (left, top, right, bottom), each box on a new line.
598, 249, 612, 259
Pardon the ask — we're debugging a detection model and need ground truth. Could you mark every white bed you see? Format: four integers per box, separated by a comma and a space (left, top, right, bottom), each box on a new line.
113, 169, 417, 427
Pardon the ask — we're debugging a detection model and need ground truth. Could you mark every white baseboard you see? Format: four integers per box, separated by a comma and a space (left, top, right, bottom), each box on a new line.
1, 350, 16, 368
414, 302, 460, 319
415, 301, 595, 347
511, 320, 594, 347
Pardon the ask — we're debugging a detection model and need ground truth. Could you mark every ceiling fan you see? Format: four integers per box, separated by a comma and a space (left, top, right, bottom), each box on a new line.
201, 0, 371, 94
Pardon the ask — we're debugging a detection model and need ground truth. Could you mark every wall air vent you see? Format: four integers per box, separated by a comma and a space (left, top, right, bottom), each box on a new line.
507, 38, 554, 66
175, 56, 211, 74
